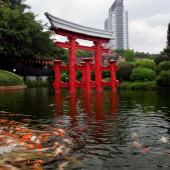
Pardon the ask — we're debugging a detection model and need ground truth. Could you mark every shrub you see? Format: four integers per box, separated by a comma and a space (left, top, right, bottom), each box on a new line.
119, 81, 158, 90
156, 70, 170, 87
156, 60, 170, 75
61, 72, 69, 82
134, 59, 156, 71
23, 77, 50, 87
131, 67, 156, 82
102, 70, 111, 78
154, 55, 170, 65
116, 65, 132, 82
117, 61, 134, 68
0, 69, 24, 86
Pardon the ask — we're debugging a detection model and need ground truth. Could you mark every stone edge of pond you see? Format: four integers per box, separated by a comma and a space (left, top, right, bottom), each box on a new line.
0, 85, 27, 91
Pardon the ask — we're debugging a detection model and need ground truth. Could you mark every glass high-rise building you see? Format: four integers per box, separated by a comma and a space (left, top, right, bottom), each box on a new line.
105, 0, 129, 50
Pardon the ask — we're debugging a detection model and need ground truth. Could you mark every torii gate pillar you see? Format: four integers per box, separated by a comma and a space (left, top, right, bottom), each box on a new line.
68, 36, 77, 93
94, 41, 103, 91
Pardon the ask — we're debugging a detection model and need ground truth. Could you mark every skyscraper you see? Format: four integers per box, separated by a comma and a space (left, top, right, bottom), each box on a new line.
105, 0, 129, 50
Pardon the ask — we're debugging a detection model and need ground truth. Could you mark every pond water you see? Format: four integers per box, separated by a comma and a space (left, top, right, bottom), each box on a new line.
0, 88, 170, 169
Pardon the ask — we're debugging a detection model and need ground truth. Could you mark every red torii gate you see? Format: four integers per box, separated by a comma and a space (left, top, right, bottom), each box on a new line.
45, 12, 119, 92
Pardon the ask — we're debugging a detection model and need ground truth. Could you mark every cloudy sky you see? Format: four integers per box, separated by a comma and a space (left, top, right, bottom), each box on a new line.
25, 0, 170, 54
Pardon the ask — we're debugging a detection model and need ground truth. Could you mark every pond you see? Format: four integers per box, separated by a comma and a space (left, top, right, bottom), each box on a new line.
0, 88, 170, 170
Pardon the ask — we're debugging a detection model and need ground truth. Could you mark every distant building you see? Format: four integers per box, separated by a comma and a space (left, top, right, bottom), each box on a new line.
105, 0, 129, 50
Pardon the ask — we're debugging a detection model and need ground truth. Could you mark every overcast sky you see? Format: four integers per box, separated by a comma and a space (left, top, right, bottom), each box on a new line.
26, 0, 170, 54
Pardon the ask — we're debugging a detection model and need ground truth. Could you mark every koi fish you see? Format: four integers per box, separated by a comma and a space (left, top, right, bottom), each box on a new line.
140, 147, 150, 152
6, 159, 44, 165
160, 137, 169, 143
58, 162, 69, 170
133, 140, 141, 147
32, 163, 43, 170
131, 132, 138, 138
0, 164, 20, 170
44, 126, 51, 130
54, 145, 65, 157
166, 148, 170, 156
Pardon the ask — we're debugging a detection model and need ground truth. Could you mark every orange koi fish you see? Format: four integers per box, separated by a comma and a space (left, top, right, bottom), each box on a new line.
140, 147, 150, 152
133, 140, 141, 147
37, 144, 43, 149
6, 159, 44, 165
44, 126, 51, 130
32, 163, 43, 170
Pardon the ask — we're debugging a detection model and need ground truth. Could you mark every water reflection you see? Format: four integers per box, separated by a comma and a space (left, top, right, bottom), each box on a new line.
53, 90, 119, 127
0, 88, 170, 169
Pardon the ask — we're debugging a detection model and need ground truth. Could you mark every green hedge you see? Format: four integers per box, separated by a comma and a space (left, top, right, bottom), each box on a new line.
23, 77, 50, 87
119, 81, 158, 90
117, 61, 134, 68
156, 60, 170, 75
134, 59, 156, 71
131, 67, 156, 82
0, 69, 24, 86
156, 70, 170, 87
116, 65, 132, 82
154, 55, 170, 65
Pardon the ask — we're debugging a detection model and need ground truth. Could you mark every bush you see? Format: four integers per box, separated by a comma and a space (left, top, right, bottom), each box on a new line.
102, 70, 111, 78
131, 67, 156, 82
154, 55, 170, 65
23, 77, 50, 87
119, 81, 158, 90
134, 59, 156, 71
117, 61, 134, 68
116, 65, 132, 82
156, 70, 170, 87
0, 69, 24, 86
156, 60, 170, 75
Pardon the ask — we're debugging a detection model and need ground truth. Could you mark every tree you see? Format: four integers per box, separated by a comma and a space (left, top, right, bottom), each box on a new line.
160, 46, 170, 57
124, 49, 136, 62
0, 0, 59, 64
167, 22, 170, 47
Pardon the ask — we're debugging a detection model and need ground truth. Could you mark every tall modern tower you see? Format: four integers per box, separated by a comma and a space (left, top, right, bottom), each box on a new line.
105, 0, 129, 50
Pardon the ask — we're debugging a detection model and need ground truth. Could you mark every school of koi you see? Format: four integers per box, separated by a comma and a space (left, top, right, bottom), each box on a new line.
0, 111, 82, 170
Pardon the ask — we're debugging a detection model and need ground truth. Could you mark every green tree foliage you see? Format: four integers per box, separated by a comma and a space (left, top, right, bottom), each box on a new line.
156, 60, 170, 75
116, 65, 132, 82
117, 61, 134, 68
76, 50, 92, 57
154, 55, 170, 65
123, 49, 136, 62
115, 49, 126, 57
134, 51, 151, 58
167, 22, 170, 47
131, 67, 156, 82
156, 70, 170, 87
134, 59, 156, 71
160, 46, 170, 57
0, 0, 60, 63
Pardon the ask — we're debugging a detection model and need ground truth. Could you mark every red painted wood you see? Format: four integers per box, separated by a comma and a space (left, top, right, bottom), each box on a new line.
68, 36, 76, 92
94, 41, 103, 91
53, 60, 63, 92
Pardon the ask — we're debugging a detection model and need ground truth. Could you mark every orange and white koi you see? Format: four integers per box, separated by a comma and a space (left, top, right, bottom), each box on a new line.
0, 164, 20, 170
133, 140, 141, 147
58, 162, 69, 170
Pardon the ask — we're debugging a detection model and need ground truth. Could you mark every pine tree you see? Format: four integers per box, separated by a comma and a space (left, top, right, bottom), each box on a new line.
167, 22, 170, 47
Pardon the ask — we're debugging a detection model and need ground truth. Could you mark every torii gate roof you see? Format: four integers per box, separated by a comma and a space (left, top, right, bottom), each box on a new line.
44, 12, 113, 41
